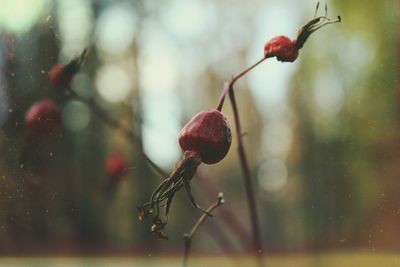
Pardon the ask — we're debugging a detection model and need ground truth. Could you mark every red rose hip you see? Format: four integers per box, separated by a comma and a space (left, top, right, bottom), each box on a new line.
138, 109, 231, 237
179, 109, 231, 164
263, 4, 340, 62
49, 64, 76, 88
49, 49, 87, 89
264, 35, 298, 62
25, 99, 61, 135
105, 153, 128, 179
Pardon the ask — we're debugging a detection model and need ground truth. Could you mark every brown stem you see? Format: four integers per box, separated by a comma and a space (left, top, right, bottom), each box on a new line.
228, 84, 264, 266
183, 193, 225, 267
216, 56, 266, 111
66, 87, 167, 178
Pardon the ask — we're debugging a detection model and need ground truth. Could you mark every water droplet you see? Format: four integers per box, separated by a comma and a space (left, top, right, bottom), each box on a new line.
20, 164, 24, 169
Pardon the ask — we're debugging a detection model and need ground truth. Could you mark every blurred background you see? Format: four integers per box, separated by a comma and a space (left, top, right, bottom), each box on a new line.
0, 0, 399, 265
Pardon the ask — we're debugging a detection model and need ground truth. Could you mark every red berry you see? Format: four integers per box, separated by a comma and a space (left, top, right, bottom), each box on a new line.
25, 99, 61, 135
106, 153, 128, 178
263, 6, 341, 63
264, 35, 298, 62
179, 109, 231, 164
49, 49, 86, 88
49, 64, 74, 88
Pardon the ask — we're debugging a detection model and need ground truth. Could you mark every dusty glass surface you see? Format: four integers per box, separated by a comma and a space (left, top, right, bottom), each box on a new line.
0, 0, 399, 266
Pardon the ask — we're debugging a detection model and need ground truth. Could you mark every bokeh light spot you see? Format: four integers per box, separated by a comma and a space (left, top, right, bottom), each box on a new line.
63, 100, 91, 132
0, 0, 49, 33
95, 64, 132, 103
96, 3, 136, 55
258, 158, 288, 192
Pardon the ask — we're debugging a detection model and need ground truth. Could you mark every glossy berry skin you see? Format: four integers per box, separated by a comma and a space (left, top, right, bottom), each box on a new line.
179, 109, 231, 164
264, 35, 299, 62
25, 99, 61, 135
106, 153, 128, 178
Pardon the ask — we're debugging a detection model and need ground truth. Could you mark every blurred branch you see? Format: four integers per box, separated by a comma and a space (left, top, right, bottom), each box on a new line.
66, 87, 167, 178
197, 171, 250, 247
183, 192, 225, 267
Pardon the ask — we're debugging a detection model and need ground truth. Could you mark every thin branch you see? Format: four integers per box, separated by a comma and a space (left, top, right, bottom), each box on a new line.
66, 87, 167, 178
228, 82, 264, 266
183, 192, 225, 267
216, 56, 266, 111
215, 56, 269, 265
215, 55, 267, 263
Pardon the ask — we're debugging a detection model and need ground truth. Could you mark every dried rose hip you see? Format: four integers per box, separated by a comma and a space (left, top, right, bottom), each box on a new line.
25, 99, 61, 135
179, 109, 232, 164
49, 64, 76, 88
139, 109, 231, 237
105, 153, 128, 179
49, 49, 86, 89
264, 4, 340, 62
264, 35, 299, 62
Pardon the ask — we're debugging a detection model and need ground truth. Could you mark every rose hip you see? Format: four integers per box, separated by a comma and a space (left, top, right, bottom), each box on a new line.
25, 99, 61, 135
49, 64, 75, 88
264, 4, 340, 62
264, 35, 299, 62
49, 49, 87, 89
179, 109, 232, 164
139, 109, 232, 236
105, 153, 128, 179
